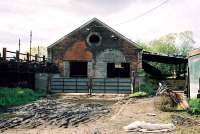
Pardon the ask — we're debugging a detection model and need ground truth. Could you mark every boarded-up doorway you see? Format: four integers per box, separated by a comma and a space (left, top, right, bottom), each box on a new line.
107, 63, 130, 78
70, 61, 88, 77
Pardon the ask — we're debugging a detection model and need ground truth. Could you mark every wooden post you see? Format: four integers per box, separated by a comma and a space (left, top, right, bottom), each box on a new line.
35, 54, 38, 61
18, 38, 21, 52
104, 78, 106, 93
197, 78, 200, 98
30, 31, 32, 61
131, 71, 135, 93
117, 77, 119, 94
16, 50, 19, 61
27, 52, 30, 61
38, 46, 39, 56
43, 55, 45, 62
3, 48, 6, 60
63, 78, 64, 92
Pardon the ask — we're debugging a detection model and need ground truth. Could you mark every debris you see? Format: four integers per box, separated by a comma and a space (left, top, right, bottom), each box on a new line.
123, 121, 176, 133
171, 115, 200, 126
156, 82, 189, 110
147, 113, 156, 116
0, 98, 110, 132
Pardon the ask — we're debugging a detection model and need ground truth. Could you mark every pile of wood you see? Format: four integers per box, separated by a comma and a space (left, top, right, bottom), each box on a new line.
156, 82, 189, 110
0, 97, 110, 132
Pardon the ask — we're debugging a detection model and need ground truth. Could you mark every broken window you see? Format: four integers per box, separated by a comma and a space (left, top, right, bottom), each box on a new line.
87, 32, 102, 47
70, 61, 87, 77
89, 34, 100, 44
107, 63, 130, 78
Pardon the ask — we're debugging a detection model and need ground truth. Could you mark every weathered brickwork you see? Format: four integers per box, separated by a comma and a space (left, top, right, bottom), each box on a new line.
48, 18, 142, 78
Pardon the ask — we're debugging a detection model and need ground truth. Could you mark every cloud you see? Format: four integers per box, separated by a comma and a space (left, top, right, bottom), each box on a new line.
0, 0, 200, 53
66, 0, 134, 15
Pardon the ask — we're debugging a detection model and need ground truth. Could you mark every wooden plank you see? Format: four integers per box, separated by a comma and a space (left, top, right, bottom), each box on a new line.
105, 83, 118, 86
63, 86, 76, 90
105, 79, 118, 82
93, 86, 105, 89
76, 85, 88, 89
118, 87, 131, 90
76, 78, 88, 82
51, 85, 63, 90
77, 83, 88, 86
118, 79, 131, 82
51, 90, 61, 92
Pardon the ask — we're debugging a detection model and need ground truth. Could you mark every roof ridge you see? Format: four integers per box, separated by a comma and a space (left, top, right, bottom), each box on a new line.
48, 18, 142, 49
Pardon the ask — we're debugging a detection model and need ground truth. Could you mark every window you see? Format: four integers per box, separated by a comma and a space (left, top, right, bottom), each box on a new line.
89, 34, 100, 44
107, 63, 130, 78
70, 62, 88, 77
87, 32, 102, 47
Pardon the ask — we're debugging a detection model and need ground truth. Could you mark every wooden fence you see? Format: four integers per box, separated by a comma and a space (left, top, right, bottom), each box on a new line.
0, 48, 59, 89
50, 77, 131, 94
0, 47, 47, 62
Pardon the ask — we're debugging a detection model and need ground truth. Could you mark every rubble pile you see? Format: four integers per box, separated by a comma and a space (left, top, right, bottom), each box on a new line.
0, 98, 110, 132
171, 115, 200, 126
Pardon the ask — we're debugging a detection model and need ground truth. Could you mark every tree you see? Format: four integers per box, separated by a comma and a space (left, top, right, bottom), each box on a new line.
138, 31, 194, 56
177, 31, 195, 56
138, 31, 194, 76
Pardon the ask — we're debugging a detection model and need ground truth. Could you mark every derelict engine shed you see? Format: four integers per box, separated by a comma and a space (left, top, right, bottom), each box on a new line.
47, 18, 143, 93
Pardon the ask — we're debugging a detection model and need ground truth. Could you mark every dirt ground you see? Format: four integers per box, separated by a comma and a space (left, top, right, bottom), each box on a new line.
2, 94, 200, 134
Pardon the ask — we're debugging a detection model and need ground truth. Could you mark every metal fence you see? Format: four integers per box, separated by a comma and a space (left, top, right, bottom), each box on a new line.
50, 77, 131, 94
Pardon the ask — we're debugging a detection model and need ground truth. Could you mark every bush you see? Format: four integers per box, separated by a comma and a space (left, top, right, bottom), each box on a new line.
142, 81, 155, 95
187, 99, 200, 115
129, 91, 147, 98
0, 88, 46, 107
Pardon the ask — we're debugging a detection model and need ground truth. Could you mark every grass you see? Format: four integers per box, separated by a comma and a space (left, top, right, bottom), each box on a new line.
187, 99, 200, 115
129, 91, 148, 98
0, 87, 46, 107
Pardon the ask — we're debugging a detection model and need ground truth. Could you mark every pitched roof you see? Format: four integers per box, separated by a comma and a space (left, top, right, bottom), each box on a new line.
48, 18, 142, 49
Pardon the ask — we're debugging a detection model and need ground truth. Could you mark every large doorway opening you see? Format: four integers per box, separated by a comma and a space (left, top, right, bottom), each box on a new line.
70, 61, 88, 77
107, 63, 130, 78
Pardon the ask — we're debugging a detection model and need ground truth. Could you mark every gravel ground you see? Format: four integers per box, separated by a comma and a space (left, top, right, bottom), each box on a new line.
1, 95, 200, 134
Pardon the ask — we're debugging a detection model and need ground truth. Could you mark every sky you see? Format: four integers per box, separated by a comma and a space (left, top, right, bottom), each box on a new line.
0, 0, 200, 53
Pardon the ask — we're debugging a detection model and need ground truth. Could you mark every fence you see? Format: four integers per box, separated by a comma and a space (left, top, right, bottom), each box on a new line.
0, 47, 47, 62
0, 48, 59, 89
50, 77, 131, 94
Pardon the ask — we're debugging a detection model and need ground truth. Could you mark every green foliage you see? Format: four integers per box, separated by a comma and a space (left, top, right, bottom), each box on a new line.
187, 99, 200, 115
0, 88, 46, 107
129, 91, 147, 98
137, 31, 194, 76
177, 31, 195, 56
149, 39, 177, 55
141, 80, 155, 95
138, 31, 194, 56
135, 77, 154, 95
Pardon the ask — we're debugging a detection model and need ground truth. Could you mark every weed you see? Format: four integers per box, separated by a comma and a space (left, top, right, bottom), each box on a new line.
0, 88, 46, 107
129, 91, 147, 98
187, 99, 200, 115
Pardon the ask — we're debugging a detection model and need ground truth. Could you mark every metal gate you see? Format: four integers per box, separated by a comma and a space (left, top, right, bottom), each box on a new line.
50, 77, 131, 94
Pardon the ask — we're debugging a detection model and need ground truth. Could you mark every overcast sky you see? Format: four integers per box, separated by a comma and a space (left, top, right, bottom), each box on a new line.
0, 0, 200, 53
